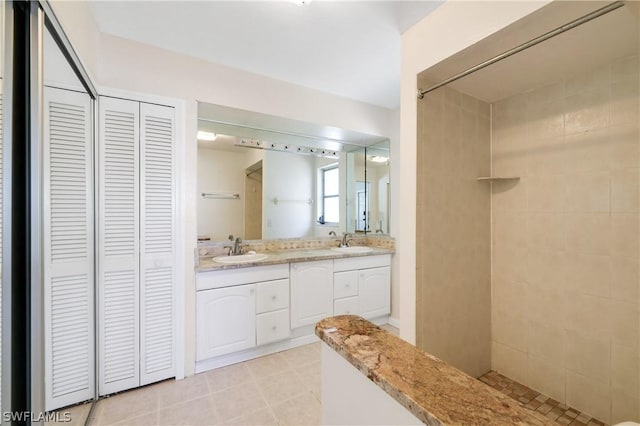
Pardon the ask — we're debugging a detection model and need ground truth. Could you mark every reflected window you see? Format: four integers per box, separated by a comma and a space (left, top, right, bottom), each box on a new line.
319, 165, 339, 224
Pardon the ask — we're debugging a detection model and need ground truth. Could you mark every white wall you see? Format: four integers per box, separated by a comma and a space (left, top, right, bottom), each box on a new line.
197, 149, 247, 241
262, 150, 314, 239
399, 0, 552, 343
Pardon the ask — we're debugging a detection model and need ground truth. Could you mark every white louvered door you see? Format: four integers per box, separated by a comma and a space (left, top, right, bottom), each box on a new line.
98, 96, 140, 395
43, 87, 95, 411
139, 103, 175, 385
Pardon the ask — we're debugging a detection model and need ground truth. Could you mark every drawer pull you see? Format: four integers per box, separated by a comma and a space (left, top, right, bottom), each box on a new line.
345, 284, 350, 287
272, 295, 277, 301
272, 325, 277, 331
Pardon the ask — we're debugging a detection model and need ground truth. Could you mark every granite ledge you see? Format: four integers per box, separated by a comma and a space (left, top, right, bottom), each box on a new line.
196, 247, 394, 272
316, 316, 554, 426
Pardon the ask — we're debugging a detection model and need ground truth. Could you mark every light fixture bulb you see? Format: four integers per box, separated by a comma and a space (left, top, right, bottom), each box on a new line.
370, 156, 389, 163
197, 131, 217, 141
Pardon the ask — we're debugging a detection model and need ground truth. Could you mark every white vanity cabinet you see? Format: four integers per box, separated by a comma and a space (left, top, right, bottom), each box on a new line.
333, 255, 391, 320
197, 284, 256, 360
196, 263, 290, 360
290, 260, 334, 328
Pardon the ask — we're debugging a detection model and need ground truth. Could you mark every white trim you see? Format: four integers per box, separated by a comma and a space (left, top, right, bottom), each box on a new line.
387, 317, 400, 329
97, 85, 186, 382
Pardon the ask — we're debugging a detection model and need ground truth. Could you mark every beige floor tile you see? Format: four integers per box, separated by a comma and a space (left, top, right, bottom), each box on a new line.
282, 344, 319, 369
93, 386, 159, 425
113, 412, 158, 425
47, 401, 92, 426
158, 396, 217, 426
271, 391, 321, 426
223, 408, 277, 426
211, 381, 267, 422
157, 374, 210, 408
256, 370, 307, 406
206, 362, 253, 392
294, 360, 321, 399
246, 352, 292, 380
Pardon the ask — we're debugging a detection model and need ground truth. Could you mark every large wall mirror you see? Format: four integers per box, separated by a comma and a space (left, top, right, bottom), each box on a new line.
197, 102, 390, 242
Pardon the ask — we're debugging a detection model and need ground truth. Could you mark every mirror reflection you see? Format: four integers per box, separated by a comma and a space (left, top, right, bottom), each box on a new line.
197, 103, 390, 242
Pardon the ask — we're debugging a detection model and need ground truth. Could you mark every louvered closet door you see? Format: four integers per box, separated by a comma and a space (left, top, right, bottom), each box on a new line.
43, 87, 95, 411
139, 103, 175, 385
98, 96, 140, 395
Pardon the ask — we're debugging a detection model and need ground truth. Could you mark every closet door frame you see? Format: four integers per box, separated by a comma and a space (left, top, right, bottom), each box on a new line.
98, 87, 186, 382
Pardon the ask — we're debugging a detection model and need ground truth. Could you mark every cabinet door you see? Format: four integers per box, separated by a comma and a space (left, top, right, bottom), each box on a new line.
358, 266, 390, 319
197, 285, 256, 360
97, 96, 140, 395
290, 260, 333, 328
43, 87, 95, 410
139, 103, 175, 385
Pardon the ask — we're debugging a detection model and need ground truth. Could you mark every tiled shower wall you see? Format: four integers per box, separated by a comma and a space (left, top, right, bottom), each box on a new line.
416, 81, 492, 378
490, 55, 639, 424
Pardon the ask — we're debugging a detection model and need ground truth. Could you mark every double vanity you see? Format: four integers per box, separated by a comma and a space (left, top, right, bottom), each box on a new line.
194, 242, 393, 373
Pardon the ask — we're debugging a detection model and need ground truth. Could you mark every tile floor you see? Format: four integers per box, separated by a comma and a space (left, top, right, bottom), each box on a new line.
479, 371, 607, 426
51, 325, 607, 426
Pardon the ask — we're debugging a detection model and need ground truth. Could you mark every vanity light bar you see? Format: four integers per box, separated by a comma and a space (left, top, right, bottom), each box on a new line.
235, 138, 339, 159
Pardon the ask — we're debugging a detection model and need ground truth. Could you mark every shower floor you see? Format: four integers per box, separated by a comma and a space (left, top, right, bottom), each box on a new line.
478, 371, 606, 426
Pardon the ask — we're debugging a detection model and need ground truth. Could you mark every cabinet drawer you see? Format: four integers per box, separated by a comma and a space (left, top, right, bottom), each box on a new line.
197, 263, 289, 291
256, 279, 289, 314
334, 271, 358, 299
334, 297, 359, 316
256, 309, 290, 346
333, 254, 391, 272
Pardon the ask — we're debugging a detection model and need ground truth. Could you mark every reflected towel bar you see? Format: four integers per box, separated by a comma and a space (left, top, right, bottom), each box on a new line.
271, 197, 313, 205
201, 192, 240, 199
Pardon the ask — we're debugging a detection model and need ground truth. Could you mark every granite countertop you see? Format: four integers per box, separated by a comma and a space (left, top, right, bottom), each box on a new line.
196, 247, 394, 272
316, 316, 555, 426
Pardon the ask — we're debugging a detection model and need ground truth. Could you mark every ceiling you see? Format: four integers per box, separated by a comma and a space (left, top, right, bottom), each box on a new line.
88, 1, 443, 109
419, 1, 640, 103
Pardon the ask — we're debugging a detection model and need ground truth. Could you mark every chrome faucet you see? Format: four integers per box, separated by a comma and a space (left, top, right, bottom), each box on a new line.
225, 235, 244, 255
340, 232, 352, 248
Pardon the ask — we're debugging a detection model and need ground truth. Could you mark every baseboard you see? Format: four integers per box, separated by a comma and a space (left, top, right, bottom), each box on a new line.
387, 317, 400, 329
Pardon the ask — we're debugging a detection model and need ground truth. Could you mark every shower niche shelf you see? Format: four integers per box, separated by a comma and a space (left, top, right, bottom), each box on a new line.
476, 176, 520, 181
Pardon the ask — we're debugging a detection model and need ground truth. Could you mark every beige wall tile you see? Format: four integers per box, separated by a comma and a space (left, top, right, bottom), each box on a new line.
566, 371, 611, 424
526, 284, 564, 328
493, 244, 528, 283
611, 213, 640, 259
527, 175, 566, 212
527, 321, 564, 366
611, 55, 640, 83
492, 178, 526, 213
565, 65, 609, 96
611, 168, 640, 213
526, 248, 565, 291
611, 343, 640, 397
564, 171, 610, 213
611, 78, 640, 127
563, 253, 610, 298
565, 86, 610, 135
527, 99, 564, 140
563, 293, 611, 340
527, 213, 565, 251
527, 136, 565, 177
610, 300, 640, 350
563, 128, 610, 173
492, 309, 528, 352
492, 276, 527, 318
492, 342, 528, 385
527, 355, 565, 402
564, 329, 610, 384
492, 210, 527, 248
609, 124, 640, 170
564, 213, 610, 256
526, 81, 565, 105
611, 256, 639, 303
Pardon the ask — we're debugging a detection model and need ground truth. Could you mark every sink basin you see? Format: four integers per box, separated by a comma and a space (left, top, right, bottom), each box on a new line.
213, 253, 268, 264
331, 246, 373, 254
